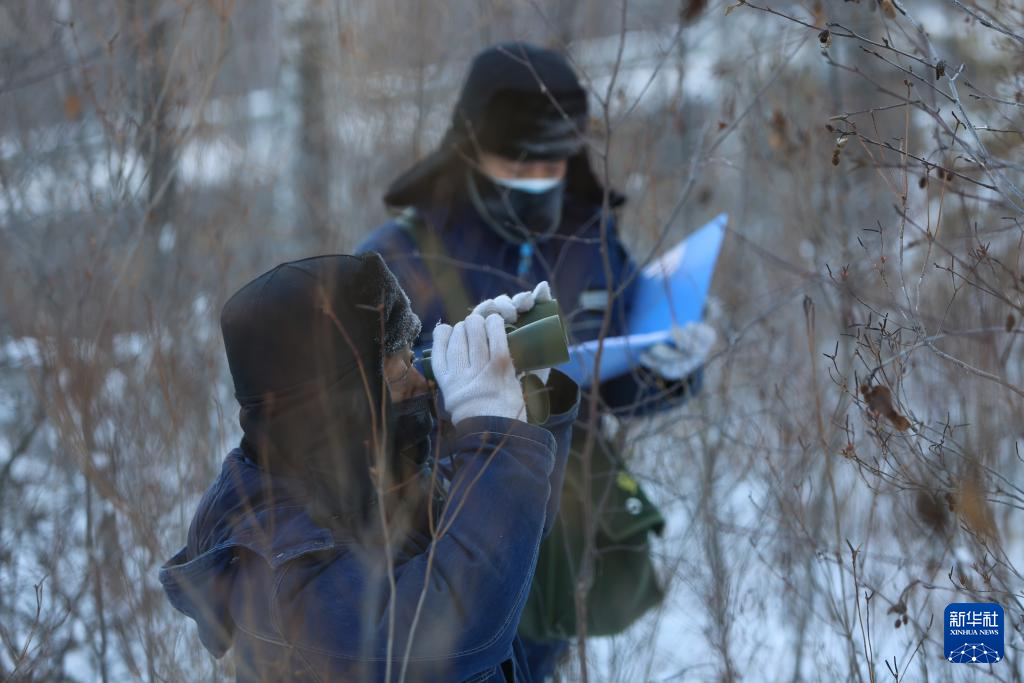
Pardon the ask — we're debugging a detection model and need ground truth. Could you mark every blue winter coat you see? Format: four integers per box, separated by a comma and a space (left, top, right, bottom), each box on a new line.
357, 197, 700, 418
160, 380, 579, 682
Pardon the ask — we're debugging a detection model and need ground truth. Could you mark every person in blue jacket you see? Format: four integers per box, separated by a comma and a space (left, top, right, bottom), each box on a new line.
358, 43, 710, 679
160, 252, 579, 682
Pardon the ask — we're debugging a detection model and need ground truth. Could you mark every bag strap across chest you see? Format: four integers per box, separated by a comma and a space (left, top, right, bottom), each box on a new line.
396, 208, 474, 326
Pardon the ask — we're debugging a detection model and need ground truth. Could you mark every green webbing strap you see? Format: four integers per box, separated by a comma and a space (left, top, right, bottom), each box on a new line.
396, 208, 474, 327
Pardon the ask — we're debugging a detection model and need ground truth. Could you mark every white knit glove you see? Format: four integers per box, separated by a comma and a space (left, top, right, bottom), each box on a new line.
431, 313, 526, 426
638, 321, 717, 380
471, 281, 554, 384
471, 281, 552, 323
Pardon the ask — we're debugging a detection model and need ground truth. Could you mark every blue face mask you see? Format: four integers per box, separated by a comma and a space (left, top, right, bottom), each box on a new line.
490, 176, 564, 194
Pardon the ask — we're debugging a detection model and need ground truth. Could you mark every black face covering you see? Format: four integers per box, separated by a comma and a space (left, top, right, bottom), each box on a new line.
390, 392, 436, 473
466, 169, 565, 243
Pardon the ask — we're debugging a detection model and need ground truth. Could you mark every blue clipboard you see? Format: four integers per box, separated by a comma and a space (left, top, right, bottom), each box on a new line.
558, 213, 727, 387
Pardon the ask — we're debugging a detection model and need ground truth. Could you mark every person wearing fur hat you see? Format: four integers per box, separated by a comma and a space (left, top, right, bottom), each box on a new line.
160, 253, 580, 682
358, 42, 709, 679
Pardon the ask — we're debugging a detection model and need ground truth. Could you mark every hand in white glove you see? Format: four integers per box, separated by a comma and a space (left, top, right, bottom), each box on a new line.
471, 281, 553, 324
471, 281, 554, 384
638, 321, 717, 380
511, 281, 552, 316
431, 313, 526, 426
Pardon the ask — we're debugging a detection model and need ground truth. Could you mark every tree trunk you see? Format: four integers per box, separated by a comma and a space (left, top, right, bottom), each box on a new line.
294, 2, 333, 247
132, 0, 177, 234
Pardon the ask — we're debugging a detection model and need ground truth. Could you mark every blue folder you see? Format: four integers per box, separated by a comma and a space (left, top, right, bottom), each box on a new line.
558, 213, 727, 387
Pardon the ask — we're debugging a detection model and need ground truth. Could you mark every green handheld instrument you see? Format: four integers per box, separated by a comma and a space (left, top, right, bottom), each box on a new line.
418, 299, 570, 424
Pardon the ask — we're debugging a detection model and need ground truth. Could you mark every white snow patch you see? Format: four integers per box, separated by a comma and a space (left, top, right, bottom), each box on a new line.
158, 223, 177, 254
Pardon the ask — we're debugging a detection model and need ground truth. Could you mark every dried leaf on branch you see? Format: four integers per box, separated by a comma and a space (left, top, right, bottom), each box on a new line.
860, 384, 911, 431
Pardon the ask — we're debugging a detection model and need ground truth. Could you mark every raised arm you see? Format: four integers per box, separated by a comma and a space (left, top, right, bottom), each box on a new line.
273, 315, 566, 679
